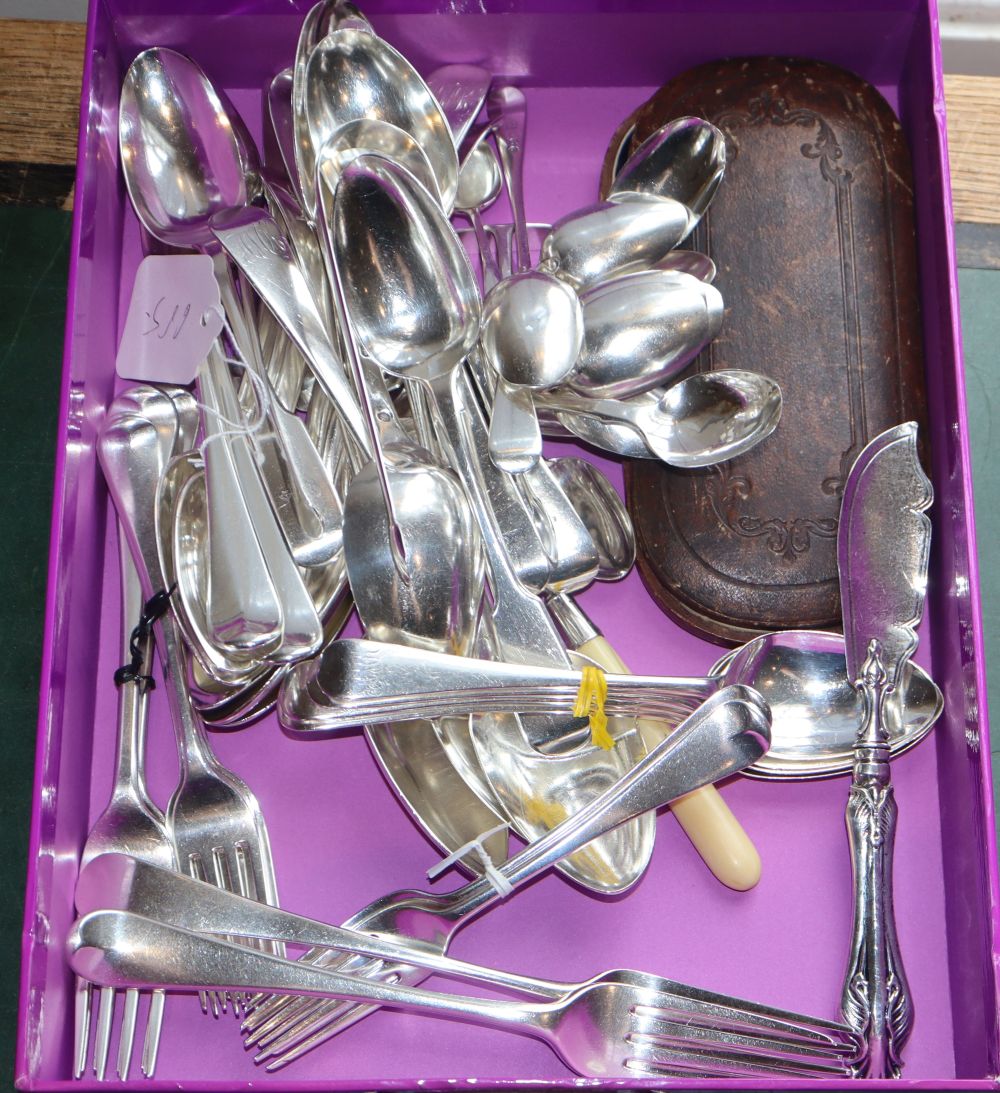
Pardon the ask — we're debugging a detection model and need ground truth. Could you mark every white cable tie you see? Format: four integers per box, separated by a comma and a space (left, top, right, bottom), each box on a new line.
194, 305, 278, 462
426, 822, 514, 898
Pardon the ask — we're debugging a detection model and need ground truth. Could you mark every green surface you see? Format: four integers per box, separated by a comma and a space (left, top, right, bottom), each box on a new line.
0, 210, 997, 1086
0, 206, 72, 1089
958, 267, 1000, 847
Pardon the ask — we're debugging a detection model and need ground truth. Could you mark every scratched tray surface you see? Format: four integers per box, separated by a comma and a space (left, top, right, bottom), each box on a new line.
17, 1, 992, 1088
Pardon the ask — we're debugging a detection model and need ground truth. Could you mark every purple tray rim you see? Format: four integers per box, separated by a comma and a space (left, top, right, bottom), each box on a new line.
14, 0, 1000, 1088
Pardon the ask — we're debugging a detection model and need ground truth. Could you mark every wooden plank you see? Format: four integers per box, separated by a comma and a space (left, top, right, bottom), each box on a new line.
945, 73, 1000, 226
0, 20, 85, 168
0, 19, 1000, 224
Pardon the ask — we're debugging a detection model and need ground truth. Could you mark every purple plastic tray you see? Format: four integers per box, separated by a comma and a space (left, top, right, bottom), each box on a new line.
16, 0, 1000, 1088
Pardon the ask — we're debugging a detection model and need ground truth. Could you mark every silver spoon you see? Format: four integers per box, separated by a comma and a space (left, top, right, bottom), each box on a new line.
317, 117, 442, 204
304, 28, 458, 212
539, 369, 783, 467
481, 87, 583, 474
292, 0, 373, 217
330, 153, 651, 890
569, 268, 724, 399
330, 153, 581, 751
266, 69, 298, 195
644, 249, 717, 283
609, 116, 727, 228
540, 193, 692, 291
119, 49, 346, 594
543, 458, 762, 890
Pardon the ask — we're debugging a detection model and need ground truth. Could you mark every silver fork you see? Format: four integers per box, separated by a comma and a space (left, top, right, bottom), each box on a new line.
243, 686, 769, 1068
98, 391, 283, 1017
72, 910, 863, 1080
73, 534, 177, 1080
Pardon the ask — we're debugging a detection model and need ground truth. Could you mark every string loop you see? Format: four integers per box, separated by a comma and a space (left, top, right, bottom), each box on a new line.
114, 585, 175, 691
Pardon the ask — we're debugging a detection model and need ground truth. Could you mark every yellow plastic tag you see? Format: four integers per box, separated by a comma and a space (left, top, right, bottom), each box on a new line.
573, 665, 614, 750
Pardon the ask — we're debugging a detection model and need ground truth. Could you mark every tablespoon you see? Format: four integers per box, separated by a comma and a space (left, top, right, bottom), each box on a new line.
541, 459, 761, 890
317, 117, 442, 204
330, 152, 648, 890
538, 370, 783, 467
160, 456, 263, 688
609, 116, 727, 227
291, 0, 372, 216
569, 269, 724, 399
203, 343, 325, 663
305, 28, 458, 211
119, 48, 374, 469
285, 632, 942, 779
265, 69, 298, 193
540, 193, 692, 291
330, 153, 600, 757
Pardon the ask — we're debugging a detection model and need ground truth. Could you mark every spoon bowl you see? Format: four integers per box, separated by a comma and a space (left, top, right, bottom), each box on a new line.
718, 631, 944, 779
481, 271, 584, 389
548, 458, 635, 580
319, 118, 442, 206
120, 47, 259, 247
333, 153, 480, 381
343, 450, 485, 655
645, 369, 782, 466
540, 194, 691, 291
305, 29, 459, 212
570, 269, 722, 399
610, 116, 727, 226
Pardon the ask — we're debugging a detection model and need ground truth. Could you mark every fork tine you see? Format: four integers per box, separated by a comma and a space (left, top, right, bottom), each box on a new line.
116, 988, 139, 1079
260, 1002, 381, 1071
632, 1000, 858, 1053
626, 1039, 856, 1079
628, 986, 852, 1047
629, 1013, 858, 1062
73, 978, 92, 1078
93, 987, 116, 1081
246, 954, 386, 1052
186, 853, 219, 1017
141, 990, 166, 1077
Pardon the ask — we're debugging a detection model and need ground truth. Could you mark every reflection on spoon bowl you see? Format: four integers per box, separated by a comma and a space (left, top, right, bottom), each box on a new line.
724, 631, 945, 780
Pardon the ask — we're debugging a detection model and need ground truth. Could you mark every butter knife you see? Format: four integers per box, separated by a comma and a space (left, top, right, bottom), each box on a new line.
837, 421, 933, 1078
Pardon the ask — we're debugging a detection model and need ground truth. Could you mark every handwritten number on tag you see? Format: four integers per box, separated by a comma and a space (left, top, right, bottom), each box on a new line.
116, 254, 224, 385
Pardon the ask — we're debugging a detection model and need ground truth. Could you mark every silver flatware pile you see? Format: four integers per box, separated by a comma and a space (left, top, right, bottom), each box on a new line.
71, 0, 943, 1082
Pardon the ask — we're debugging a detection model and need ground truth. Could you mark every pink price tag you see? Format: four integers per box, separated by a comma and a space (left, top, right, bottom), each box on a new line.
116, 254, 224, 385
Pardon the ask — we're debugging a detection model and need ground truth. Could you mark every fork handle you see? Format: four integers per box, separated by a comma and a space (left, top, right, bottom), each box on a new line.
72, 911, 552, 1039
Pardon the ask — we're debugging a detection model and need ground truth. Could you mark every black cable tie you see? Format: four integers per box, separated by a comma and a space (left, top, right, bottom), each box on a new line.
113, 584, 175, 692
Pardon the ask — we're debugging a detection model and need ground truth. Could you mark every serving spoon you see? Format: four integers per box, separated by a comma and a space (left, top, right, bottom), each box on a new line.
304, 27, 458, 212
480, 87, 583, 474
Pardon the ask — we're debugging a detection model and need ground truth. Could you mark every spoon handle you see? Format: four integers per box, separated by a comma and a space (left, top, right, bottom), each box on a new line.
488, 379, 542, 474
210, 207, 371, 462
450, 686, 771, 916
486, 86, 531, 272
197, 349, 285, 657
